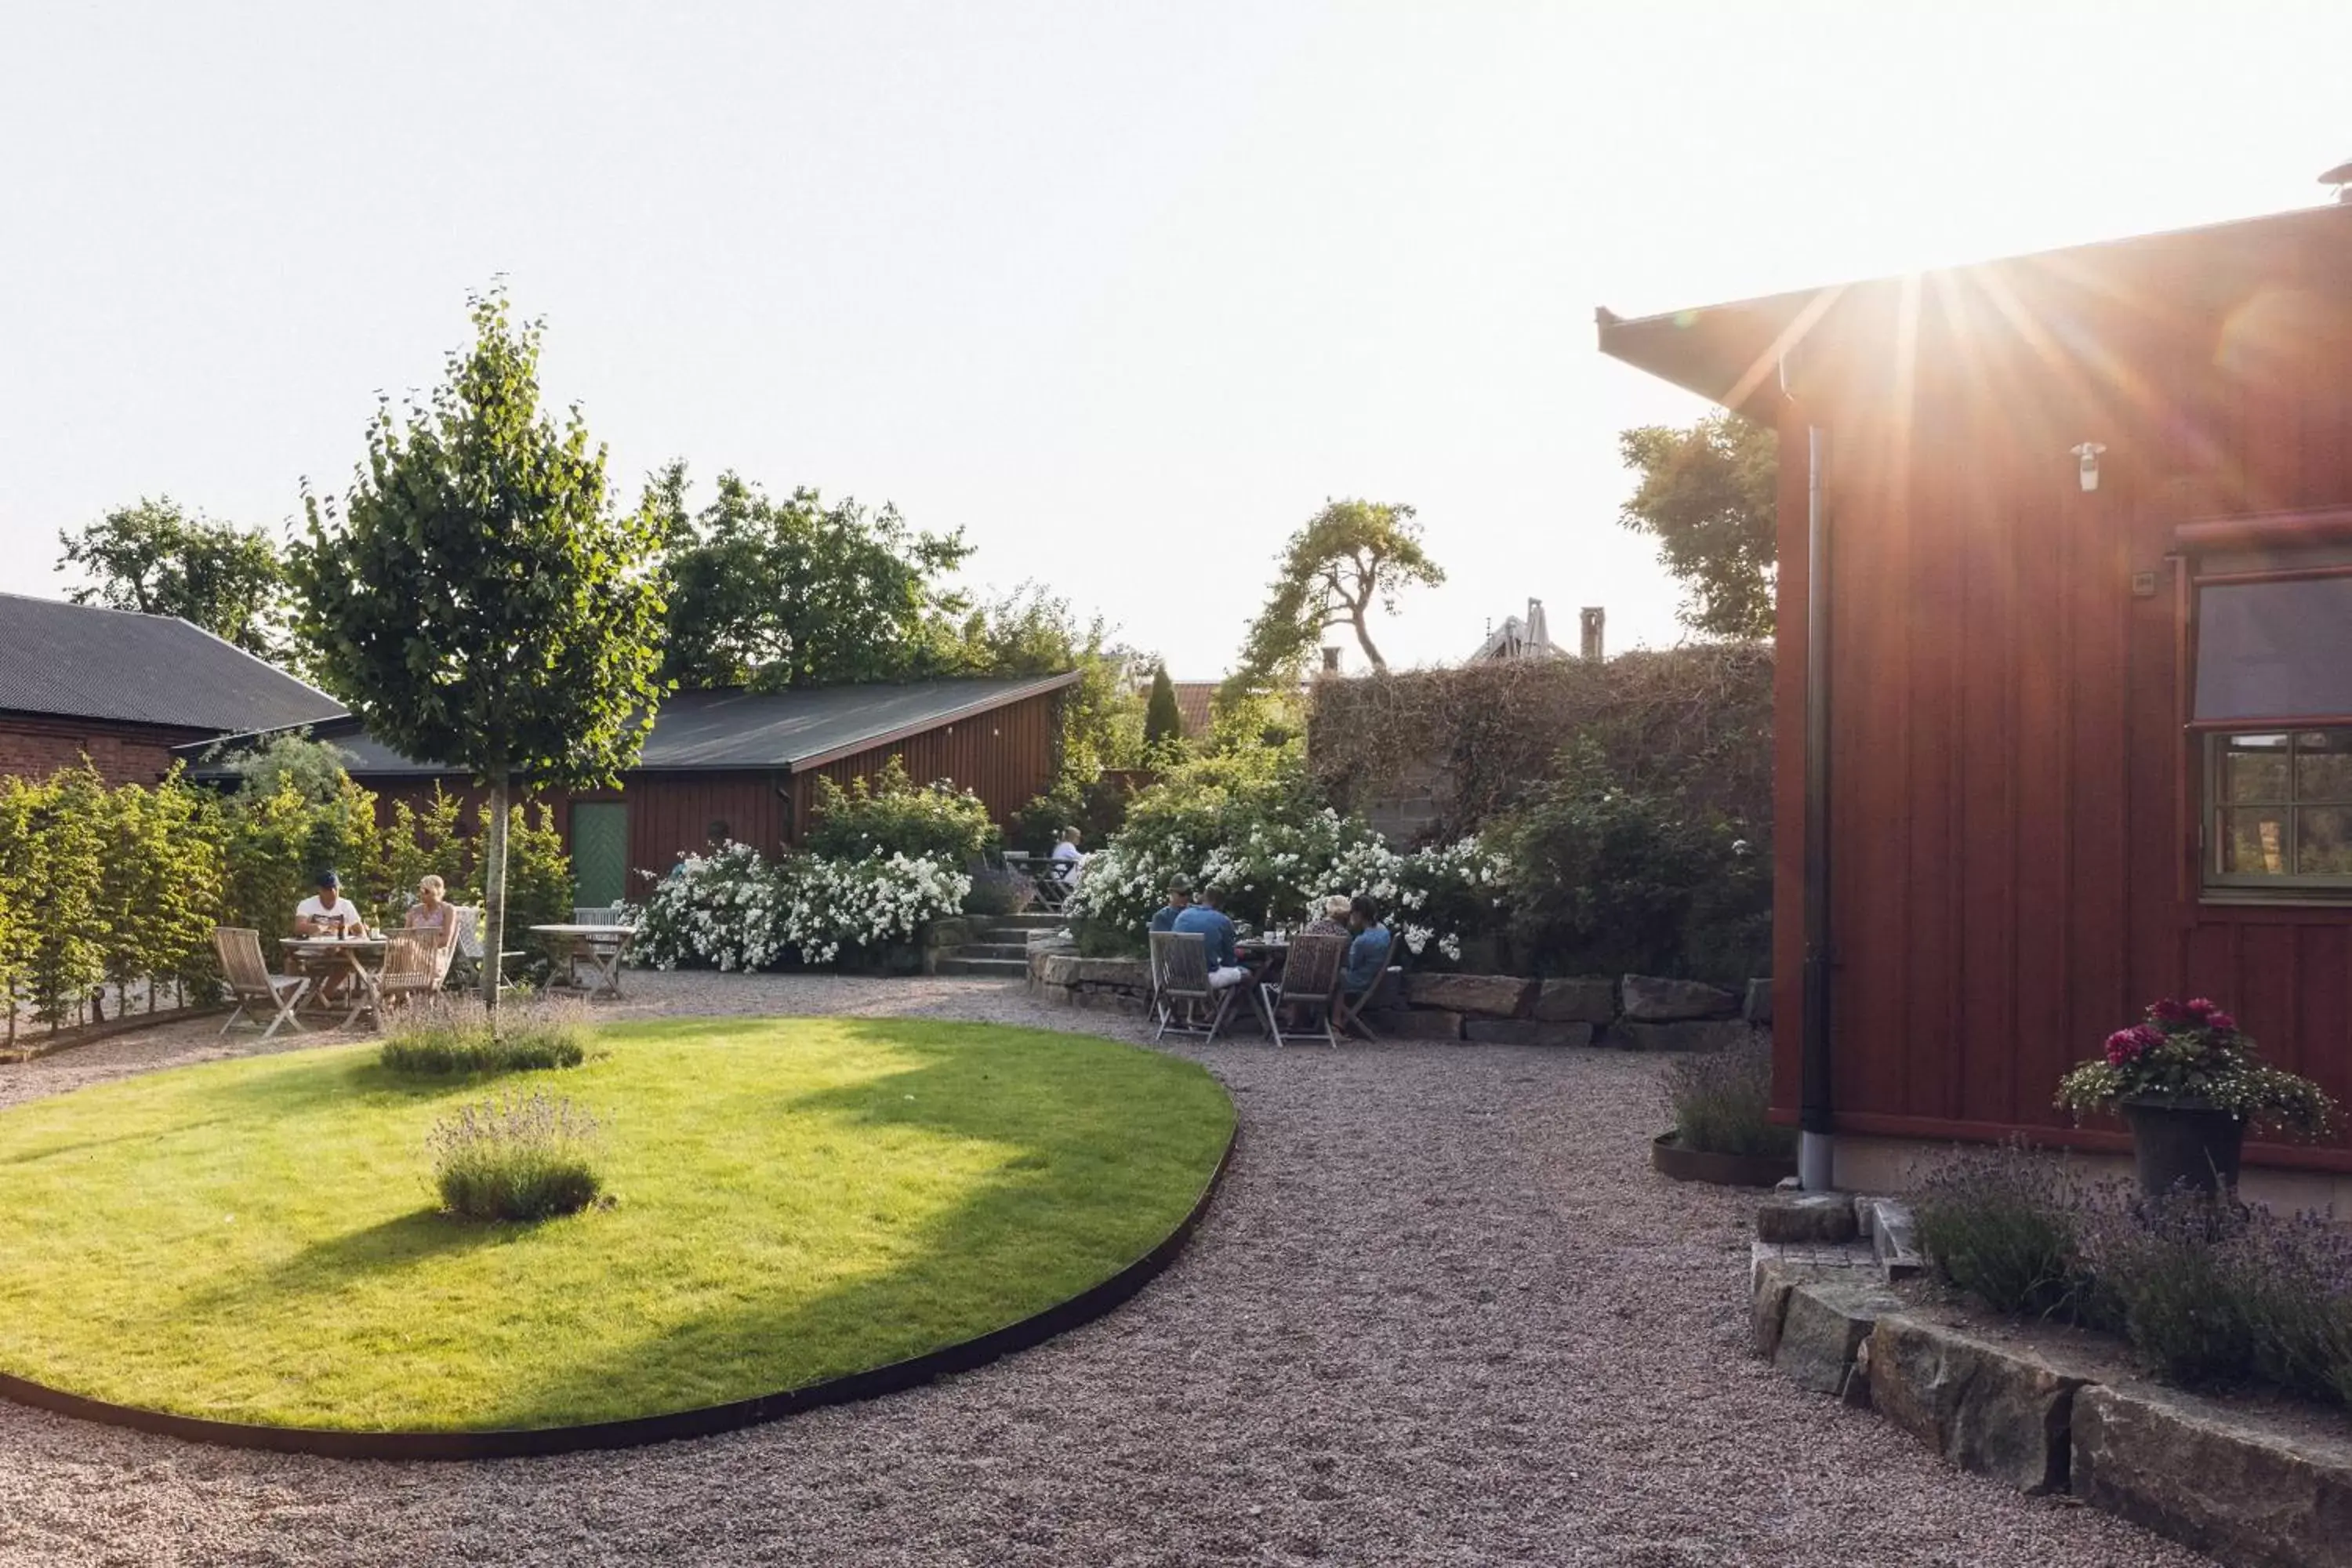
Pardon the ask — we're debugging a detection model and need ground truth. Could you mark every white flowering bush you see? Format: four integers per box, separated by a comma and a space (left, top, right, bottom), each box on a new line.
1064, 756, 1507, 960
629, 842, 971, 971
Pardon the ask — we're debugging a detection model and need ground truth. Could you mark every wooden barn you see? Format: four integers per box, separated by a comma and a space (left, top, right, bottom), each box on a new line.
1600, 194, 2352, 1204
0, 593, 343, 785
186, 675, 1076, 907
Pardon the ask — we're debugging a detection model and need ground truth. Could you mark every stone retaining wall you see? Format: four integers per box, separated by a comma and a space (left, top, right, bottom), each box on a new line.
1755, 1250, 2352, 1566
1027, 949, 1770, 1047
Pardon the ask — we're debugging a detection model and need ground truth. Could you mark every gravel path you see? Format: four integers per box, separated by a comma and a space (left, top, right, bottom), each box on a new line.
0, 973, 2209, 1567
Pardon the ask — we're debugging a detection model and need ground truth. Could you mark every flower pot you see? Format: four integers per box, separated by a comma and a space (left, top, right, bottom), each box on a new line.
1650, 1131, 1797, 1188
2118, 1096, 2245, 1196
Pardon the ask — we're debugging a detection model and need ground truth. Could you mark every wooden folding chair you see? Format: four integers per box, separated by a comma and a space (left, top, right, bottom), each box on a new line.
1335, 953, 1406, 1041
212, 927, 310, 1040
1149, 930, 1240, 1044
448, 906, 528, 993
374, 935, 442, 1022
1258, 931, 1349, 1048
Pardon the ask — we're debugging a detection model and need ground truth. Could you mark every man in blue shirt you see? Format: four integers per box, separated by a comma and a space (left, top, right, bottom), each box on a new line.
1341, 894, 1393, 1003
1147, 875, 1192, 935
1171, 884, 1250, 990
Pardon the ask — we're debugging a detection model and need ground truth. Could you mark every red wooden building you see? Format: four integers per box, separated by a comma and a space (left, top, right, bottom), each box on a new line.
1601, 195, 2352, 1202
186, 676, 1076, 907
0, 593, 343, 785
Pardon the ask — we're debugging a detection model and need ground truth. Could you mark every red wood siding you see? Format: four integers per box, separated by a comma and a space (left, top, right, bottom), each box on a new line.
0, 713, 214, 786
788, 690, 1061, 840
1780, 238, 2352, 1172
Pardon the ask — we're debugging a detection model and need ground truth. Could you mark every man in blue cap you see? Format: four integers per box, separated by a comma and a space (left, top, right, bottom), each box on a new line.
296, 869, 365, 938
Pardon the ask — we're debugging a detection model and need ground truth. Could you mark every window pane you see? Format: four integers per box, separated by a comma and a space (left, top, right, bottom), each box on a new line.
2220, 809, 2292, 875
2194, 577, 2352, 722
2221, 734, 2292, 802
2298, 808, 2352, 875
2296, 731, 2352, 801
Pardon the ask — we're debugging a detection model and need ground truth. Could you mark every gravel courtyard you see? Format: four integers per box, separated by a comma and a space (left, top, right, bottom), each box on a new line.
0, 974, 2209, 1567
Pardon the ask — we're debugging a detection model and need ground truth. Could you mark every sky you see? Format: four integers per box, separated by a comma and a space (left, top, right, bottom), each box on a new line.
5, 2, 2350, 679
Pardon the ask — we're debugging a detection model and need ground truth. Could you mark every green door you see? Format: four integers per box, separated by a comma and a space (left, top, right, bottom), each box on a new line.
571, 802, 630, 908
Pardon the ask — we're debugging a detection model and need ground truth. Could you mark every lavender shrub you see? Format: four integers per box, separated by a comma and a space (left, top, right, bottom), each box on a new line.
1911, 1138, 2105, 1320
428, 1091, 604, 1221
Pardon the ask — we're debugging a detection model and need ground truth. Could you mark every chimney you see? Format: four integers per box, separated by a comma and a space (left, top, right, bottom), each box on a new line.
1320, 645, 1341, 673
1579, 607, 1605, 661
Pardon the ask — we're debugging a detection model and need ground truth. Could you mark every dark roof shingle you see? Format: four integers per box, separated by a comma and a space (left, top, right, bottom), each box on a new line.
185, 675, 1078, 777
0, 593, 344, 734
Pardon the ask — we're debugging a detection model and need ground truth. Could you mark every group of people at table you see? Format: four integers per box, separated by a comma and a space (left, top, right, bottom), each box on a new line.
1146, 874, 1393, 1015
286, 869, 459, 1005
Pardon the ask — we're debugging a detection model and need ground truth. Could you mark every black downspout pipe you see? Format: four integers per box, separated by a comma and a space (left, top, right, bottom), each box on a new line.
1798, 423, 1835, 1191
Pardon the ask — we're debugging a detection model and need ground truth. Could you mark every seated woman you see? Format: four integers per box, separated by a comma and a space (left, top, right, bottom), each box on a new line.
1048, 826, 1087, 887
1302, 895, 1352, 938
404, 875, 456, 952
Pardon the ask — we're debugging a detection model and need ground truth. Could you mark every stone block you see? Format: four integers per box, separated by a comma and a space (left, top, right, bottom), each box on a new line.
1868, 1317, 2084, 1494
1743, 978, 1774, 1024
1403, 973, 1535, 1018
1773, 1282, 1899, 1399
1613, 1020, 1756, 1054
1378, 1009, 1462, 1041
1621, 975, 1740, 1022
1751, 1255, 1799, 1359
1072, 956, 1147, 991
924, 917, 972, 950
1865, 1198, 1925, 1280
1034, 953, 1081, 987
1462, 1018, 1593, 1048
1531, 976, 1617, 1024
2074, 1382, 2352, 1566
1758, 1192, 1860, 1245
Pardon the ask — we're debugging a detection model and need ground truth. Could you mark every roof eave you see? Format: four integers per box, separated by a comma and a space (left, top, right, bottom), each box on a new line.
786, 670, 1083, 772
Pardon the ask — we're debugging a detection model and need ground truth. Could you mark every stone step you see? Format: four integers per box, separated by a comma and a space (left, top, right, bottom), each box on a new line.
981, 926, 1059, 946
987, 913, 1068, 930
956, 942, 1032, 961
1863, 1197, 1925, 1281
934, 956, 1031, 978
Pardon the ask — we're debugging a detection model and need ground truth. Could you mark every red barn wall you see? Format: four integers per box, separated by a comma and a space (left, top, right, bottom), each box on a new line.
1780, 246, 2352, 1174
0, 713, 213, 786
788, 690, 1061, 838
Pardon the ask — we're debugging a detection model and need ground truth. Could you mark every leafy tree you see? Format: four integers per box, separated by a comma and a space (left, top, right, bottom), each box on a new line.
1225, 499, 1443, 699
1143, 666, 1184, 751
57, 498, 290, 659
290, 290, 667, 1006
940, 583, 1145, 783
0, 768, 110, 1025
656, 465, 971, 691
806, 757, 996, 863
1617, 412, 1779, 641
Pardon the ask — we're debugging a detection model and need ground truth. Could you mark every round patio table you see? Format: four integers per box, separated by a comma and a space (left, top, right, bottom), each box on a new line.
279, 935, 390, 1030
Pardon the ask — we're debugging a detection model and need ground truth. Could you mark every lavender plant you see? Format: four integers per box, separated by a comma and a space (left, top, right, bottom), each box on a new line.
1911, 1138, 2106, 1321
427, 1091, 603, 1221
383, 995, 588, 1076
2079, 1188, 2252, 1385
1661, 1036, 1792, 1159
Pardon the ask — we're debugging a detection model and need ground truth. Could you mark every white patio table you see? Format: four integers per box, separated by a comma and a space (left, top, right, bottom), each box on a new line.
530, 924, 635, 1000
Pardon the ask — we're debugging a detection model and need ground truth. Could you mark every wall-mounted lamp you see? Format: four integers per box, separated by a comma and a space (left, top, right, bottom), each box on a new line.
2071, 441, 2107, 492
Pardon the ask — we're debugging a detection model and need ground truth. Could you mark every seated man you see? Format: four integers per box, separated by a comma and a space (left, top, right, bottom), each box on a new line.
296, 869, 366, 937
1336, 894, 1394, 1029
1171, 884, 1250, 992
1149, 875, 1193, 934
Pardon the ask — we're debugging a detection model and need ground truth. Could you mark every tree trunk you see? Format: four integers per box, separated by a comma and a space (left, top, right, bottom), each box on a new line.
1350, 609, 1388, 672
481, 773, 510, 1013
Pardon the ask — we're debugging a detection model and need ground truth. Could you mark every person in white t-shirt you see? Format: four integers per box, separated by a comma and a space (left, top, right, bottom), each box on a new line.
1049, 827, 1087, 887
295, 870, 367, 937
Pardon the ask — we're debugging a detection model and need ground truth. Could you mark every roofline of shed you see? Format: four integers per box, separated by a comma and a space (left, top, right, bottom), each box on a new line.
1596, 197, 2352, 412
783, 670, 1083, 772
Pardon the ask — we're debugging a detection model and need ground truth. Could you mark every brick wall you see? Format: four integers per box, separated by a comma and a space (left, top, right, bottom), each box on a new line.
0, 714, 211, 786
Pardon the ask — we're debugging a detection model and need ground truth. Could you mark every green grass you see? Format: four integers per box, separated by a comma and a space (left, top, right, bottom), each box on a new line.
0, 1018, 1233, 1432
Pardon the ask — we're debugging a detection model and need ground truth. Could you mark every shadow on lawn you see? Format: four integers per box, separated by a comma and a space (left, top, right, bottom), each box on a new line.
172, 1207, 517, 1321
477, 1018, 1229, 1429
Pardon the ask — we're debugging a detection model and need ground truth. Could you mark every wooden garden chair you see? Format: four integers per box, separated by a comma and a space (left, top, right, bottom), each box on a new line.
1257, 931, 1349, 1048
1149, 930, 1240, 1044
374, 935, 442, 1022
212, 927, 310, 1040
448, 906, 528, 993
1334, 950, 1406, 1041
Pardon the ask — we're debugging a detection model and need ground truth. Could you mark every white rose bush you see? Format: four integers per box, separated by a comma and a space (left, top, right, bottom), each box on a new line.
630, 840, 971, 971
1064, 769, 1507, 960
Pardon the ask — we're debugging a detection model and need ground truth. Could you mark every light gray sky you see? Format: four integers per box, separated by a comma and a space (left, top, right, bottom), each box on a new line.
5, 2, 2349, 677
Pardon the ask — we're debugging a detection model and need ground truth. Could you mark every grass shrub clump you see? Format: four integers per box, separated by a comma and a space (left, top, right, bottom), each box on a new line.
429, 1090, 603, 1221
381, 996, 588, 1076
1663, 1037, 1794, 1158
1912, 1138, 2103, 1320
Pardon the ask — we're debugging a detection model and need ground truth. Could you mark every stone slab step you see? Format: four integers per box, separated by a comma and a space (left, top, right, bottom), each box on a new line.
934, 957, 1031, 978
956, 942, 1032, 961
987, 913, 1068, 930
1864, 1197, 1925, 1281
981, 926, 1059, 946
